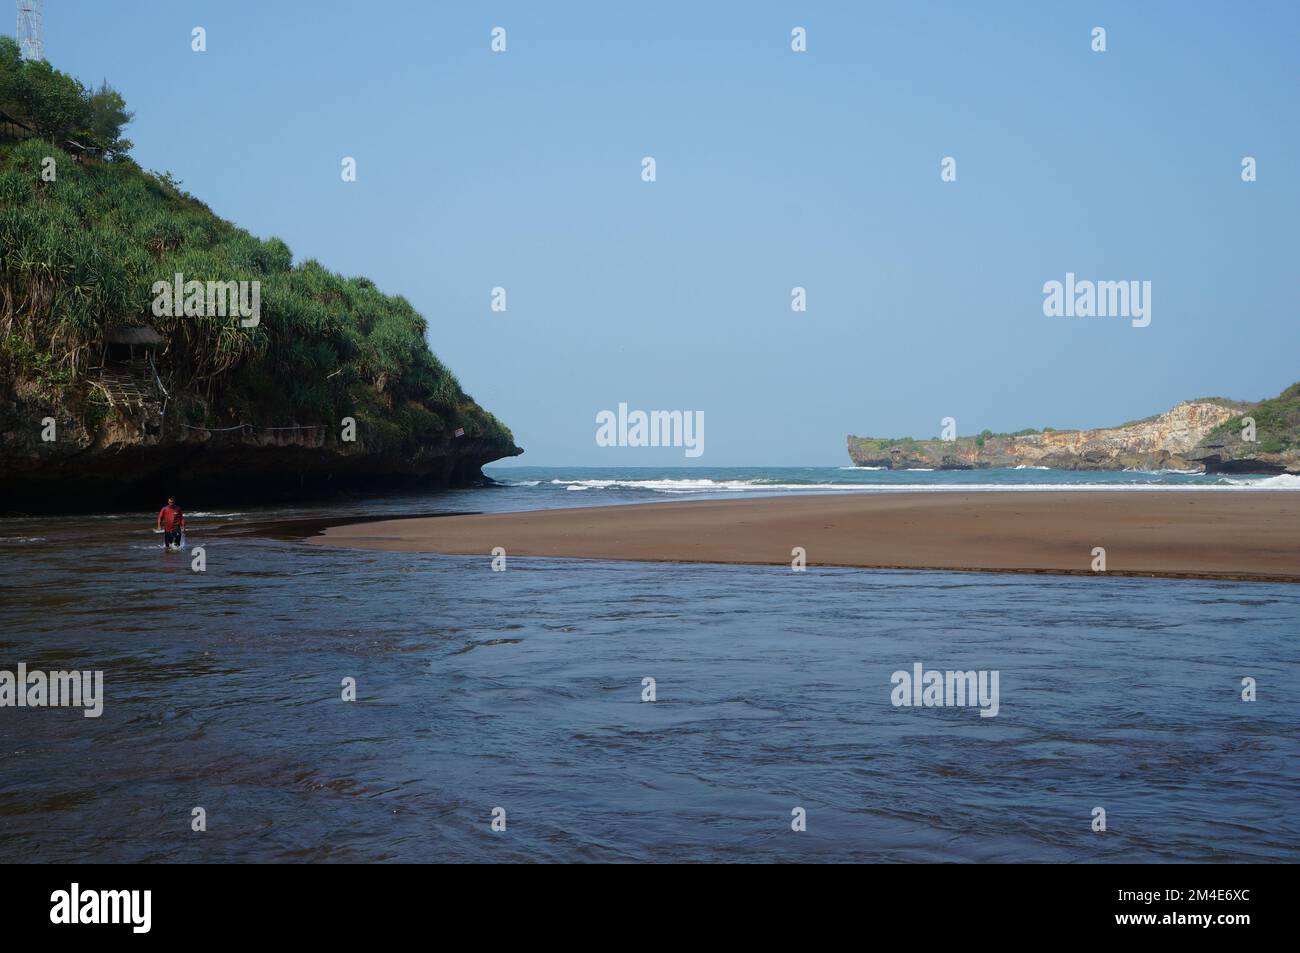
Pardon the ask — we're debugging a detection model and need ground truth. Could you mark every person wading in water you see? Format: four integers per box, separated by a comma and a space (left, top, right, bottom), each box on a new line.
156, 497, 185, 549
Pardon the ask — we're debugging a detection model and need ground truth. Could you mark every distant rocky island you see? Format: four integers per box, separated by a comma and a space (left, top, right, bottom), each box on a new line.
848, 383, 1300, 474
0, 40, 519, 512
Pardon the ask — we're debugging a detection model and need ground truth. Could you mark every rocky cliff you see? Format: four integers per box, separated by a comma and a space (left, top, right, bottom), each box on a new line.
848, 390, 1299, 474
0, 390, 520, 512
1185, 382, 1300, 474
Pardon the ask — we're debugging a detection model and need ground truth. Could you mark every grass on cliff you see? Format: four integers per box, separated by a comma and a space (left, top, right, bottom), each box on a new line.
850, 428, 1056, 449
0, 37, 512, 452
1205, 383, 1300, 455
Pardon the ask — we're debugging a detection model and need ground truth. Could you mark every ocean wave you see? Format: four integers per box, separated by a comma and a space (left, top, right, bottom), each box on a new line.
552, 478, 783, 492
1222, 473, 1300, 489
547, 478, 890, 493
519, 477, 1300, 494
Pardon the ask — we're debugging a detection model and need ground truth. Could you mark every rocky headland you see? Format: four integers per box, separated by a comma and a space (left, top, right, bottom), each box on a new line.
848, 385, 1300, 474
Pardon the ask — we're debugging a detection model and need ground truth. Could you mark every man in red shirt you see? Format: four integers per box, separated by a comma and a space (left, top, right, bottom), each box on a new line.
156, 497, 185, 549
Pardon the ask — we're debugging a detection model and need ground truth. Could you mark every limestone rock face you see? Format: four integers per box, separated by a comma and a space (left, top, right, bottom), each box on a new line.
847, 401, 1249, 472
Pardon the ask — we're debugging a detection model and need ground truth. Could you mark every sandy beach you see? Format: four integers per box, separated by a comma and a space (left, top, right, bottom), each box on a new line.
311, 491, 1300, 582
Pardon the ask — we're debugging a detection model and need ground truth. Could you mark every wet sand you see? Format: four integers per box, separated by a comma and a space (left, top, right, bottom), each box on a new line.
310, 491, 1300, 582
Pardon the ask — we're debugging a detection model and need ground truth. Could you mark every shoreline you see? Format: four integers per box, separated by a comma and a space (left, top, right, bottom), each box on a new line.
309, 490, 1300, 583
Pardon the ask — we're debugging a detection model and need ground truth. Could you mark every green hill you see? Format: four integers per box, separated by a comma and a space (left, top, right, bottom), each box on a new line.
0, 39, 518, 510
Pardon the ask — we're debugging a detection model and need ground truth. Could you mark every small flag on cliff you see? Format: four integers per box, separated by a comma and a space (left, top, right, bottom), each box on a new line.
454, 427, 465, 438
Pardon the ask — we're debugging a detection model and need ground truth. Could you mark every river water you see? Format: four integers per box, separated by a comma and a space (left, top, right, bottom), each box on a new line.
1, 468, 1296, 861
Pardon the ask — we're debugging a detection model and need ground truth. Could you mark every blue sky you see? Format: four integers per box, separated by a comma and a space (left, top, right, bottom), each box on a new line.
29, 1, 1300, 465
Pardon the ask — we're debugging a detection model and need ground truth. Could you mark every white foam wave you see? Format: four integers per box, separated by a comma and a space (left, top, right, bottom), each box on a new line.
519, 476, 1300, 494
1222, 473, 1300, 489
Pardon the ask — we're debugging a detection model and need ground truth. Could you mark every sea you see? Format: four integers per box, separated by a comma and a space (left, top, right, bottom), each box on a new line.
1, 466, 1297, 862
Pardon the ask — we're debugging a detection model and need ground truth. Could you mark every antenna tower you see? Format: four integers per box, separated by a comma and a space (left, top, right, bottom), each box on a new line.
17, 0, 43, 61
